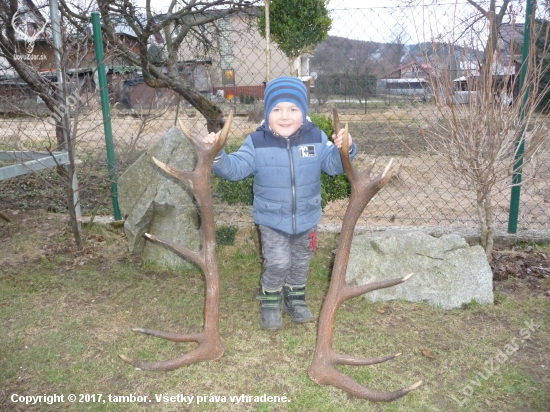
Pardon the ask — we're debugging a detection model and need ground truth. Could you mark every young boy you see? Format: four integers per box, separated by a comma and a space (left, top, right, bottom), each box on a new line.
204, 76, 355, 330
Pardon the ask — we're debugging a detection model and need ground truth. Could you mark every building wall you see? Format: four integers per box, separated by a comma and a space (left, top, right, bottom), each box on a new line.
221, 14, 289, 86
175, 12, 291, 89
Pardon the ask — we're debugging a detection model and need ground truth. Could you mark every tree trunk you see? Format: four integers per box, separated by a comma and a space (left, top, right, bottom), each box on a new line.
476, 189, 495, 261
66, 172, 83, 251
484, 195, 495, 261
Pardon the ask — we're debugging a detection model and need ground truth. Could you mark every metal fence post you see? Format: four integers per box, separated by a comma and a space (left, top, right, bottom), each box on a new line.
49, 0, 82, 226
91, 11, 121, 221
507, 0, 534, 234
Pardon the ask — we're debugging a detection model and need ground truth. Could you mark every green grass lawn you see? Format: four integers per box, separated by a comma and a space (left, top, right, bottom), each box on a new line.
1, 212, 549, 411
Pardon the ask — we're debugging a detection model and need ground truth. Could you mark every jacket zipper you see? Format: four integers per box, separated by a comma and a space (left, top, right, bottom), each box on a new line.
287, 138, 297, 234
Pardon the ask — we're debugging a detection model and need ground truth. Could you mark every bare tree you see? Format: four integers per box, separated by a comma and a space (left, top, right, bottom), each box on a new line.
0, 0, 91, 249
59, 0, 261, 132
421, 17, 550, 260
386, 22, 409, 69
402, 0, 515, 70
465, 0, 513, 67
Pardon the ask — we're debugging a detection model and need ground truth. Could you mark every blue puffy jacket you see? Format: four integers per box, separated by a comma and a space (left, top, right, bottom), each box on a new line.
212, 120, 356, 235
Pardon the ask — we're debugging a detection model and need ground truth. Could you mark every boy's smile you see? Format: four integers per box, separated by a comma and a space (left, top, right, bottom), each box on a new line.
268, 102, 303, 138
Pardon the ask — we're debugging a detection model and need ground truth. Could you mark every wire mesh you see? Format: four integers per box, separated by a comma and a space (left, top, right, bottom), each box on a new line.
1, 1, 549, 232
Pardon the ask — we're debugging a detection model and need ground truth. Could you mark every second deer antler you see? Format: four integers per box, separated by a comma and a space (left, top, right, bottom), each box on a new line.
119, 114, 233, 371
307, 109, 422, 401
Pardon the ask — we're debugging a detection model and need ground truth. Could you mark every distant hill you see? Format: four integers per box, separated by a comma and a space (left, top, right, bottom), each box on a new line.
310, 36, 406, 78
310, 36, 481, 79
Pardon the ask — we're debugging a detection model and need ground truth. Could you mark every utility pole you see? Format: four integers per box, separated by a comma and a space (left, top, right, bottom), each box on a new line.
49, 0, 82, 226
265, 0, 271, 83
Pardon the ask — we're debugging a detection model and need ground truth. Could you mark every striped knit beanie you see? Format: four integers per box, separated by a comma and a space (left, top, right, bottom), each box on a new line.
264, 76, 308, 124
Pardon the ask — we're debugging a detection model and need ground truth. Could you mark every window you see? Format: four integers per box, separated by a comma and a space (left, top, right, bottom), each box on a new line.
222, 69, 234, 85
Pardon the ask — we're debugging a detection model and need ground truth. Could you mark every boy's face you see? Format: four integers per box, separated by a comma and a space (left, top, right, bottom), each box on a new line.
268, 102, 303, 138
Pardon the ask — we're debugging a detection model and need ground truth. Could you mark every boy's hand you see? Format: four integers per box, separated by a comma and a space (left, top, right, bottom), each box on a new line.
333, 128, 353, 150
203, 131, 221, 145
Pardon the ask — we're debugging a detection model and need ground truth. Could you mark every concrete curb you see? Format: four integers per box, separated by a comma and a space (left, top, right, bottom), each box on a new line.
82, 215, 550, 247
318, 224, 550, 247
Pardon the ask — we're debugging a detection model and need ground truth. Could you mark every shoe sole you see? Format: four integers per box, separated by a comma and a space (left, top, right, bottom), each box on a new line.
283, 306, 314, 323
261, 324, 283, 330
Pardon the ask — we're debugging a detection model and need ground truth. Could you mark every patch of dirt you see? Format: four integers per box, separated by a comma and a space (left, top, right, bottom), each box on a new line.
0, 209, 127, 272
0, 165, 113, 215
1, 112, 549, 229
491, 245, 550, 297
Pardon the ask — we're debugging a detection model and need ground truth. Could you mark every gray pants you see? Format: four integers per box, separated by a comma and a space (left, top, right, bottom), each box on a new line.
258, 225, 317, 290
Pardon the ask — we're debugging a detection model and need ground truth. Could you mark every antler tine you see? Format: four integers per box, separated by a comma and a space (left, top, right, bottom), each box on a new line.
120, 118, 227, 371
35, 19, 48, 39
376, 158, 395, 188
333, 109, 355, 179
119, 340, 224, 371
309, 366, 422, 402
177, 113, 233, 165
215, 112, 233, 153
151, 157, 193, 188
333, 108, 340, 132
143, 232, 202, 269
382, 158, 394, 178
11, 12, 27, 37
333, 352, 402, 366
340, 122, 355, 178
177, 118, 193, 142
342, 273, 415, 301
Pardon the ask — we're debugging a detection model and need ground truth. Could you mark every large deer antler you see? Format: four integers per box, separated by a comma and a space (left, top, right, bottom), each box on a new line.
307, 110, 422, 401
120, 114, 233, 371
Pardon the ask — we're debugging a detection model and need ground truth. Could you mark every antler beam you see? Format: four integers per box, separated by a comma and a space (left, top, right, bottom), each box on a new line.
119, 113, 233, 371
307, 109, 422, 401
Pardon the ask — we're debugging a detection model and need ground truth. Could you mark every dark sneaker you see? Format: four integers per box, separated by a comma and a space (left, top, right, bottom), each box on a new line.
283, 284, 314, 323
257, 288, 282, 330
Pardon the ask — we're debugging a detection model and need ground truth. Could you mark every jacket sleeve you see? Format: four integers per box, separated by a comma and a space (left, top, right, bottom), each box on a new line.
212, 135, 255, 181
320, 131, 357, 176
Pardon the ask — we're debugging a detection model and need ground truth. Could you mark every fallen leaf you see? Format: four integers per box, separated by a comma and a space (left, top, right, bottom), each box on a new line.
376, 308, 386, 314
421, 349, 435, 359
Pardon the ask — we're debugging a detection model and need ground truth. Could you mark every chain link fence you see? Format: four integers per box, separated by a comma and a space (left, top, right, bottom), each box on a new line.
1, 1, 549, 232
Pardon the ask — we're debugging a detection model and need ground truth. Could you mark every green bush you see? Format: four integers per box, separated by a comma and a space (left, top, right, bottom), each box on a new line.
216, 224, 239, 246
212, 143, 254, 205
212, 175, 254, 205
309, 113, 351, 209
239, 93, 255, 104
212, 114, 351, 209
320, 170, 351, 209
309, 113, 334, 137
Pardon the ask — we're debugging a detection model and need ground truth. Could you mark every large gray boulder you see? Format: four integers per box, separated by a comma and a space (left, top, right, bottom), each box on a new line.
346, 231, 494, 309
118, 126, 200, 269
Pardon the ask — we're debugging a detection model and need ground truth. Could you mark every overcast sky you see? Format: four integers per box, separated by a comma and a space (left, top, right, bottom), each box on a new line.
131, 0, 527, 45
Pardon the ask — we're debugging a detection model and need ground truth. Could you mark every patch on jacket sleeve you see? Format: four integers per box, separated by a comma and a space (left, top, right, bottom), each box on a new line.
299, 145, 316, 157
